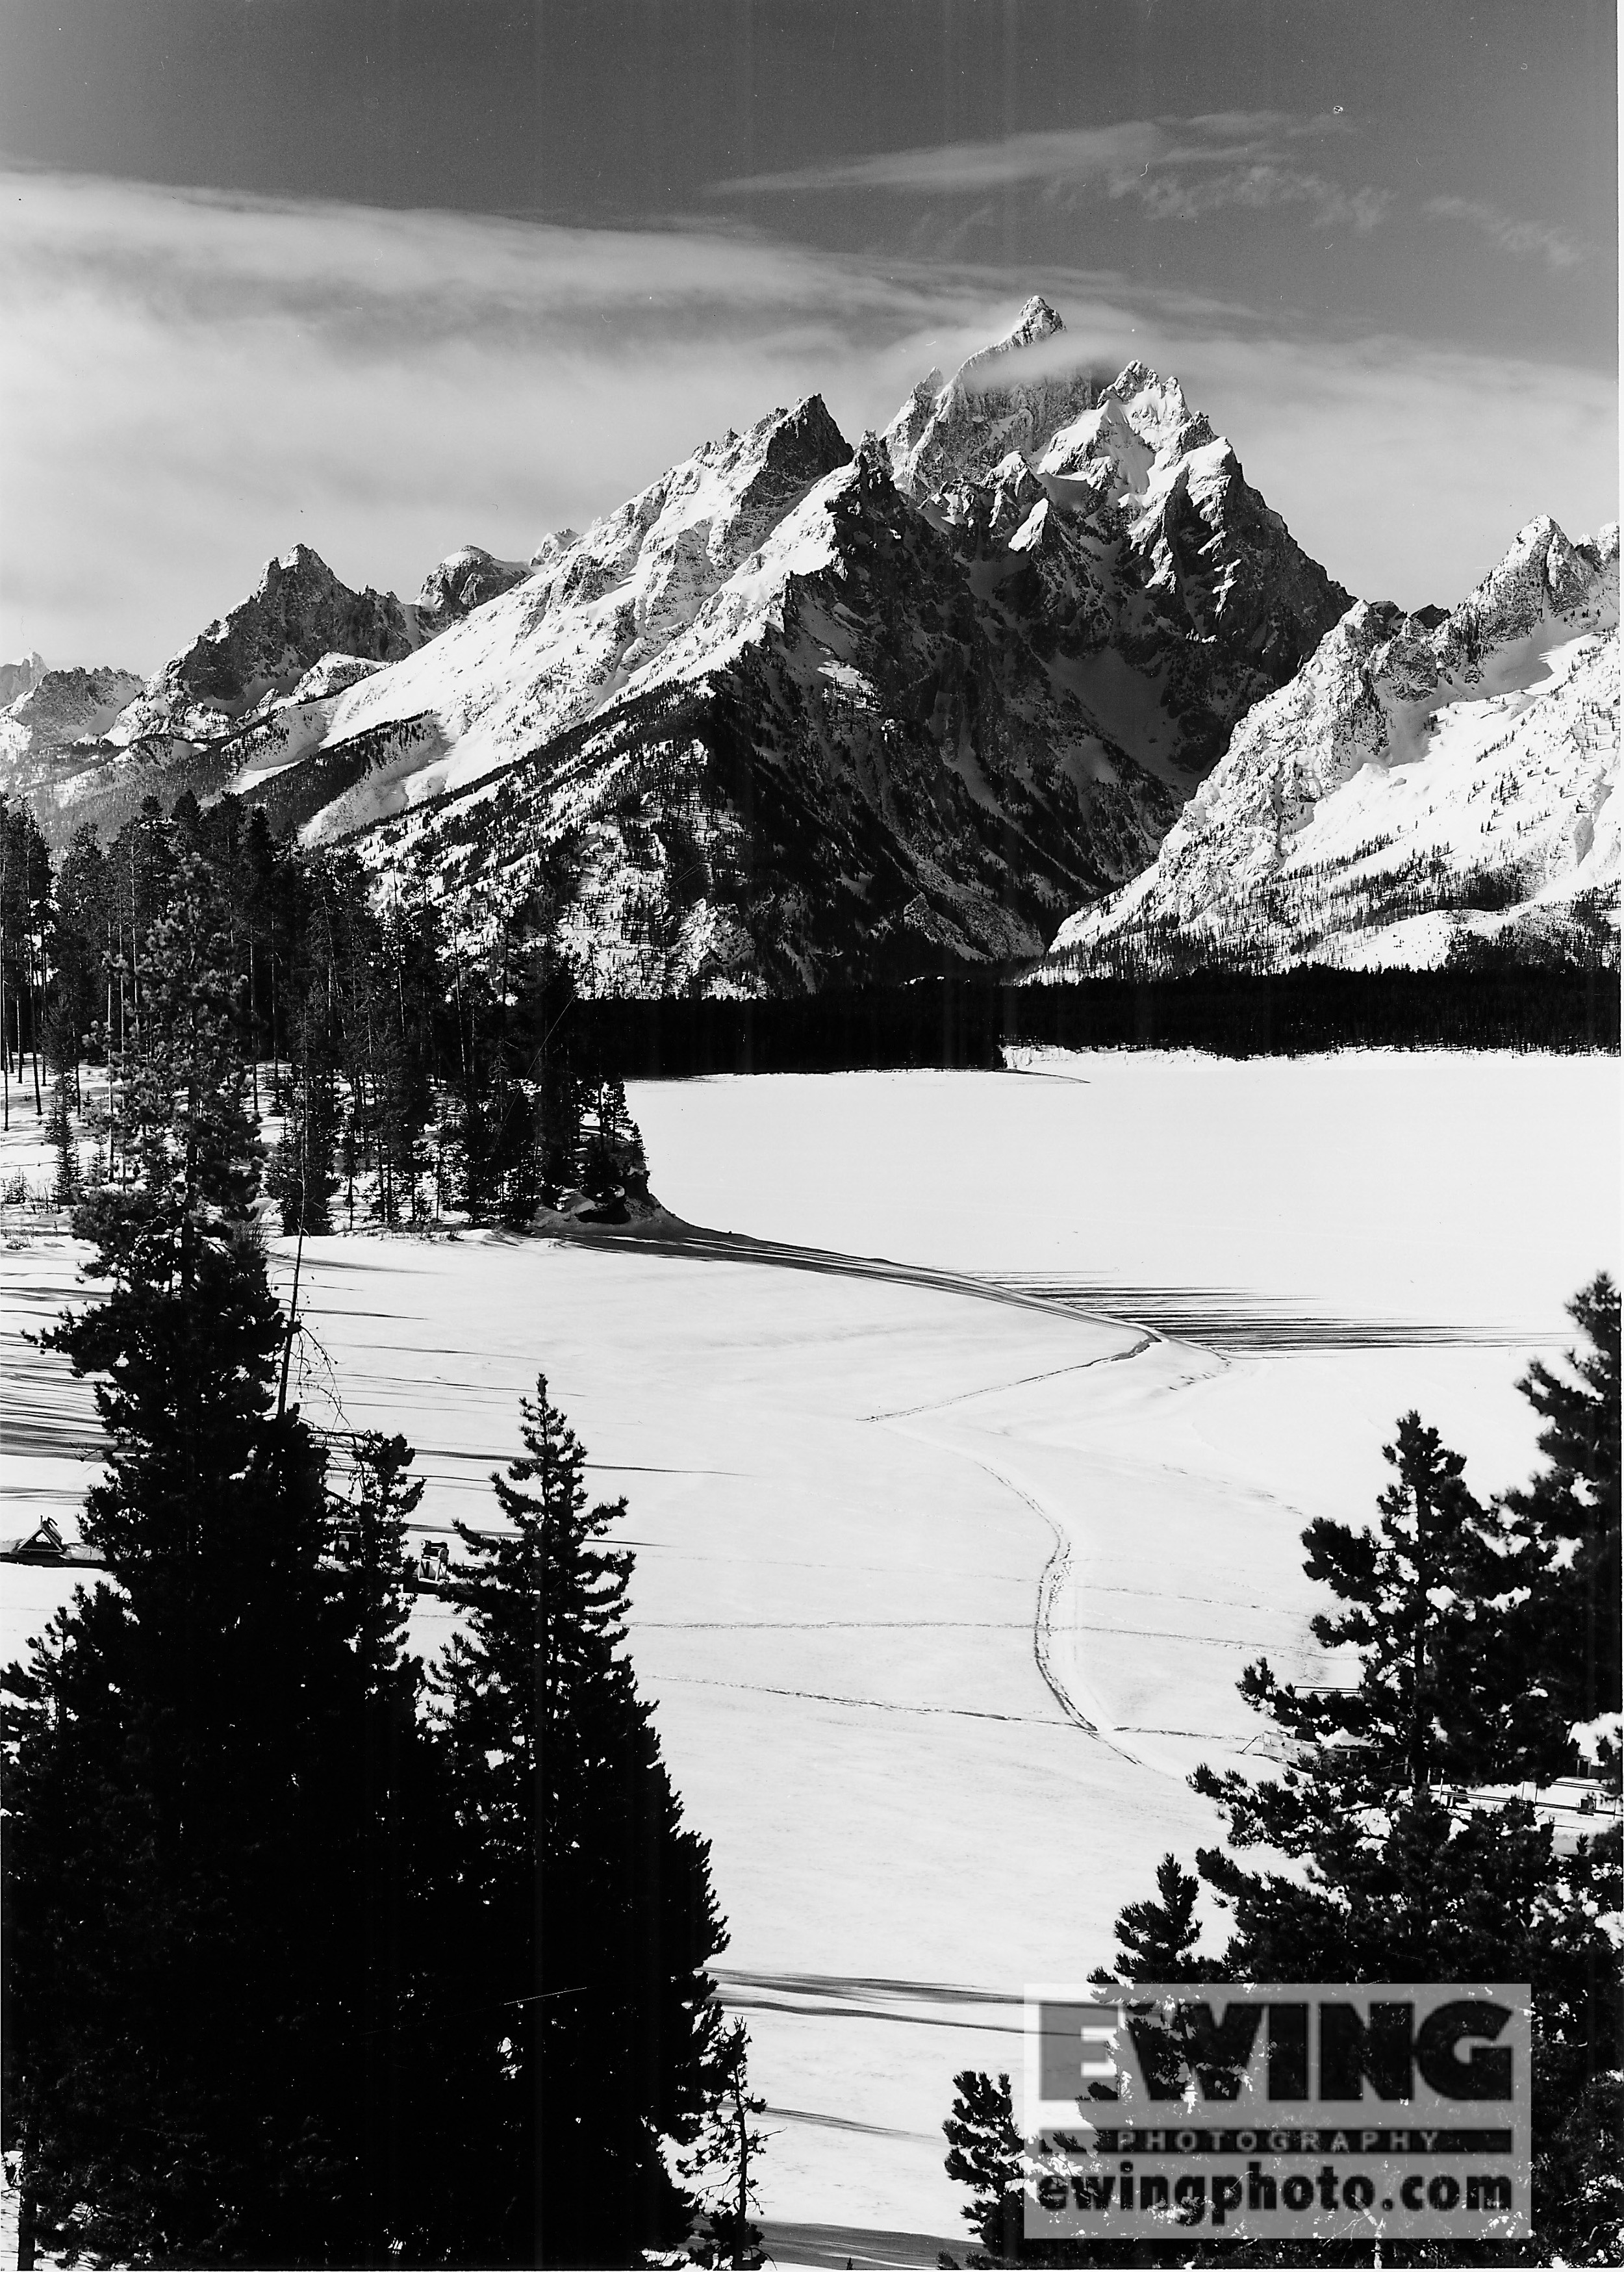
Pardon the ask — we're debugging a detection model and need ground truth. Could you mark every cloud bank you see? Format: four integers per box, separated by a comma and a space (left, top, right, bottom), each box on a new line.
0, 170, 1614, 672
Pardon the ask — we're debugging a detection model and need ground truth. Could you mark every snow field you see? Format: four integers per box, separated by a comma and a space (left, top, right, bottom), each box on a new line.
2, 1049, 1618, 2258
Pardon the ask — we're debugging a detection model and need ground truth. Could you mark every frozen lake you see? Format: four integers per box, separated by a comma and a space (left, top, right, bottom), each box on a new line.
3, 1049, 1618, 2262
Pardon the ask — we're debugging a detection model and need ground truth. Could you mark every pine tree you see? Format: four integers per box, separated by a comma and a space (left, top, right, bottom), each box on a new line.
433, 1375, 730, 2265
1087, 1853, 1213, 1989
266, 1051, 339, 1235
678, 2017, 768, 2268
943, 2069, 1026, 2260
1214, 1412, 1534, 1818
1495, 1274, 1621, 1776
45, 1064, 77, 1208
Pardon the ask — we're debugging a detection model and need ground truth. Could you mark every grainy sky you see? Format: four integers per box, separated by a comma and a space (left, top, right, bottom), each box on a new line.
1, 0, 1616, 669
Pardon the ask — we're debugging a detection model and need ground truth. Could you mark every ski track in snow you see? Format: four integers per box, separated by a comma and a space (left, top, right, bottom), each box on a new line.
959, 1447, 1142, 1764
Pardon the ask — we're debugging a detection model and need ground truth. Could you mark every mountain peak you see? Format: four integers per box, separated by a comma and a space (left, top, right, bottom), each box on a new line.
414, 544, 529, 632
270, 542, 334, 581
0, 650, 47, 708
883, 296, 1094, 500
1005, 294, 1064, 348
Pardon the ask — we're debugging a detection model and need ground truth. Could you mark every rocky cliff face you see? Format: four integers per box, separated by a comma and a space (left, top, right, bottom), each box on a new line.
1, 663, 145, 763
1043, 517, 1619, 973
0, 652, 47, 708
412, 546, 530, 636
115, 544, 419, 743
888, 308, 1352, 784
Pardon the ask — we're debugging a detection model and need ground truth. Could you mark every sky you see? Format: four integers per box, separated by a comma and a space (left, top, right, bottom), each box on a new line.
0, 0, 1616, 671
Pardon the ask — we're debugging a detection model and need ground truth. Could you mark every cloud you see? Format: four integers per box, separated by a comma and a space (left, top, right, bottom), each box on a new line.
716, 122, 1166, 198
1425, 195, 1590, 272
0, 169, 1614, 675
1126, 166, 1392, 233
713, 111, 1391, 236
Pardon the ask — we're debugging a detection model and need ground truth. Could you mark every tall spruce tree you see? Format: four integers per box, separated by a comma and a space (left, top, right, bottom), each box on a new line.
433, 1377, 730, 2266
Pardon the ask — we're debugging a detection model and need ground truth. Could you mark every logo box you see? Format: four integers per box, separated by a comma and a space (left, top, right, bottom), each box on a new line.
1024, 1982, 1530, 2241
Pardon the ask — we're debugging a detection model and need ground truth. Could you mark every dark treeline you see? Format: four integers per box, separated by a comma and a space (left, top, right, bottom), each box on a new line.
5, 798, 1613, 1181
0, 791, 648, 1229
571, 965, 1619, 1077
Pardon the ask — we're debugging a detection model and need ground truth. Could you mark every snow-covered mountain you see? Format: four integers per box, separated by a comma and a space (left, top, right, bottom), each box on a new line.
1043, 517, 1619, 975
8, 298, 1354, 989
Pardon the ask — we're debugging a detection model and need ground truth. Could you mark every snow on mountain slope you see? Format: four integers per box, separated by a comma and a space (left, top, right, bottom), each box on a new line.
253, 395, 855, 818
1045, 516, 1620, 973
250, 305, 1341, 870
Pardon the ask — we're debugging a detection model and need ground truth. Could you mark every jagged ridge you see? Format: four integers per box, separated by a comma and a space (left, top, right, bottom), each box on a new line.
1043, 517, 1621, 975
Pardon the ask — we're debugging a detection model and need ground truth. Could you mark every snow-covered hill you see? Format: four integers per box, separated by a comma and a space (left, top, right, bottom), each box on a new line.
1043, 517, 1620, 974
8, 298, 1354, 989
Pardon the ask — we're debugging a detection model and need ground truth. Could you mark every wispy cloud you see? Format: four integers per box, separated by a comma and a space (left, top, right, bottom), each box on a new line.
1425, 195, 1590, 271
1128, 165, 1391, 234
713, 111, 1389, 235
717, 121, 1165, 198
0, 169, 1613, 672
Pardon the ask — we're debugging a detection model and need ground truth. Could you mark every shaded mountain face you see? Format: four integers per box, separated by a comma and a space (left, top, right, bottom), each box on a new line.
355, 437, 1185, 993
1, 664, 145, 768
887, 301, 1353, 782
1042, 516, 1620, 975
129, 542, 418, 732
11, 300, 1355, 991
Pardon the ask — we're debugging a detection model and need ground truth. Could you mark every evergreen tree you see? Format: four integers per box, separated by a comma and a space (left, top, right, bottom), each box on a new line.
1087, 1853, 1212, 1989
1495, 1274, 1621, 1776
433, 1376, 730, 2265
944, 2069, 1026, 2261
1223, 1414, 1530, 1809
266, 1051, 339, 1235
944, 1859, 1217, 2266
0, 797, 53, 1124
678, 2017, 768, 2268
44, 1064, 77, 1208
